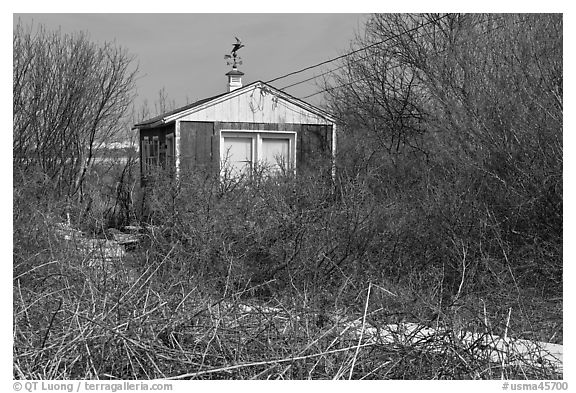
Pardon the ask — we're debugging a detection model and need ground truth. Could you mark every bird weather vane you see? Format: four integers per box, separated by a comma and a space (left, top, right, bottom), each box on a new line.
224, 37, 244, 68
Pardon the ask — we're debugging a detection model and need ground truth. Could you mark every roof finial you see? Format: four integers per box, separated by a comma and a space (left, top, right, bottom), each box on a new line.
224, 36, 244, 68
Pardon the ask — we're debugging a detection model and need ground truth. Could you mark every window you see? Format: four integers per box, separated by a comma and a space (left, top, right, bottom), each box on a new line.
220, 130, 296, 179
142, 135, 175, 175
222, 136, 254, 177
142, 136, 160, 174
261, 137, 290, 173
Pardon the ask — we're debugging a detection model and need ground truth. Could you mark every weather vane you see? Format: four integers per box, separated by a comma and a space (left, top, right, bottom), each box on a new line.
224, 37, 244, 68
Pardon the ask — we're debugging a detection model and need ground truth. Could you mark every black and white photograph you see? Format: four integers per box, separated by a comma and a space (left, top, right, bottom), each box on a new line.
12, 9, 564, 387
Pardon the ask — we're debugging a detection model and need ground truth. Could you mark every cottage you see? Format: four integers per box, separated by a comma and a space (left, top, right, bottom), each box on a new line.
132, 66, 337, 181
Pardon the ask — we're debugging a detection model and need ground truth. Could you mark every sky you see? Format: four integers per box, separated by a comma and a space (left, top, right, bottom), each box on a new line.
14, 13, 368, 118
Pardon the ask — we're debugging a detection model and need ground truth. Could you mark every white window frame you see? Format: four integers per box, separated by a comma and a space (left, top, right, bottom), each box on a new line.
220, 130, 297, 178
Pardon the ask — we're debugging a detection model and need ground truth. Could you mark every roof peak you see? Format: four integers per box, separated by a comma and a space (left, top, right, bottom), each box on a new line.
133, 81, 335, 129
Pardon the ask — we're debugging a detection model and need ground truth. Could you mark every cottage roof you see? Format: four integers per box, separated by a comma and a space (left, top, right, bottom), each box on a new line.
133, 92, 228, 129
133, 80, 335, 129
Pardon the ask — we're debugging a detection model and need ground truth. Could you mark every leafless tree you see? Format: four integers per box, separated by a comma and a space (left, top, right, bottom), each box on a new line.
13, 20, 138, 201
325, 13, 562, 294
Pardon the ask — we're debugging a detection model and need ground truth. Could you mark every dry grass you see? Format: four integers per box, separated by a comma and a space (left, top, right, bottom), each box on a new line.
13, 231, 562, 380
13, 166, 562, 380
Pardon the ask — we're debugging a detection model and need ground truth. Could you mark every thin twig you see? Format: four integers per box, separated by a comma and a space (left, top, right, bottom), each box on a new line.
349, 282, 372, 379
455, 242, 467, 302
166, 342, 375, 379
372, 283, 398, 297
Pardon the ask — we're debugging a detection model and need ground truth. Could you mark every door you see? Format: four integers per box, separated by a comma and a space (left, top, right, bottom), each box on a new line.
165, 134, 175, 171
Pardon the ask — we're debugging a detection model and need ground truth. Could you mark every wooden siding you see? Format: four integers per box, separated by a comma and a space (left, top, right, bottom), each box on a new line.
177, 121, 333, 175
179, 121, 215, 174
177, 85, 332, 125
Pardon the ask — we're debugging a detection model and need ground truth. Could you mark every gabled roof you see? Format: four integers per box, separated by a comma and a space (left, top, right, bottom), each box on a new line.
133, 91, 229, 129
133, 80, 335, 129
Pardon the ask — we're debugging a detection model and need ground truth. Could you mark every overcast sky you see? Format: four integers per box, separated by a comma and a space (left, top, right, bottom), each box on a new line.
14, 13, 367, 117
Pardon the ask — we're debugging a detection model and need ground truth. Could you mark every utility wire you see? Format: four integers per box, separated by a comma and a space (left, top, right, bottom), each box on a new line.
281, 15, 512, 94
296, 15, 522, 101
278, 27, 436, 92
277, 19, 459, 92
265, 14, 450, 86
301, 77, 371, 100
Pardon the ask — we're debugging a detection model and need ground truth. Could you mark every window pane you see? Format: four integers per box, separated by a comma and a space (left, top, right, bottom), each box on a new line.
261, 138, 289, 172
223, 137, 253, 177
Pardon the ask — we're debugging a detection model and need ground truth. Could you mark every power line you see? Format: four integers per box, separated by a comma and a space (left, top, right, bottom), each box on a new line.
277, 26, 440, 92
277, 16, 468, 92
265, 14, 450, 86
301, 78, 371, 100
296, 15, 523, 101
278, 66, 343, 91
280, 15, 514, 94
